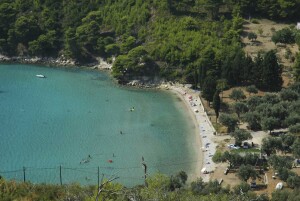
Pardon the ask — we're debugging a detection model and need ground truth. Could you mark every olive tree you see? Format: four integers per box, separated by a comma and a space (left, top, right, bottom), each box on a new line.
231, 129, 252, 146
280, 89, 299, 102
242, 112, 261, 130
261, 137, 283, 156
219, 113, 238, 133
233, 102, 248, 119
261, 117, 280, 134
287, 175, 300, 189
229, 89, 246, 102
268, 155, 293, 170
237, 164, 258, 182
292, 138, 300, 158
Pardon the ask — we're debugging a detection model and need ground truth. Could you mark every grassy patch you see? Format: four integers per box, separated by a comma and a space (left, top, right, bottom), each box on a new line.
231, 148, 261, 153
212, 122, 227, 133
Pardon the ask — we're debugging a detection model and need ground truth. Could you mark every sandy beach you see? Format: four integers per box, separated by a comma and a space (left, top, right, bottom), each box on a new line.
166, 83, 217, 182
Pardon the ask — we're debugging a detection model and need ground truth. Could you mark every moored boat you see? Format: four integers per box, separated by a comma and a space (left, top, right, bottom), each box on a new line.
36, 74, 46, 78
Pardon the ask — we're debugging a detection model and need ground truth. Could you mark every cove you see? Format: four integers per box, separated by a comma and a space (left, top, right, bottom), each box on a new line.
0, 64, 198, 186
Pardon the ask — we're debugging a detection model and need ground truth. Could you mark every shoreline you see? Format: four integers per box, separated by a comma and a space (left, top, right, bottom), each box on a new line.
166, 83, 217, 182
167, 86, 203, 182
0, 55, 113, 70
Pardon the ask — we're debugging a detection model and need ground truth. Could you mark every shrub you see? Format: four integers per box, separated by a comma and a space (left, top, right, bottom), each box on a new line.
271, 28, 295, 44
287, 175, 300, 189
248, 32, 257, 41
250, 18, 259, 24
212, 150, 224, 163
246, 85, 258, 95
233, 182, 251, 195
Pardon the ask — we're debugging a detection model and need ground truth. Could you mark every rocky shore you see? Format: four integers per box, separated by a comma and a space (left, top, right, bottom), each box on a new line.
0, 54, 78, 67
0, 54, 169, 89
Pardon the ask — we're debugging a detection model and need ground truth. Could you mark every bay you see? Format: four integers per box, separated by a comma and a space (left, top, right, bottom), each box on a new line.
0, 64, 198, 186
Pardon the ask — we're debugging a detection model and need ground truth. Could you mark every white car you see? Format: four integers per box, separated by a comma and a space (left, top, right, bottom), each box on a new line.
227, 144, 240, 149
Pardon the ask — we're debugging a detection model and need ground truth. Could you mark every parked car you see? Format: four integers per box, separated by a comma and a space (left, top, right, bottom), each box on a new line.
250, 181, 257, 188
243, 142, 250, 149
227, 144, 240, 149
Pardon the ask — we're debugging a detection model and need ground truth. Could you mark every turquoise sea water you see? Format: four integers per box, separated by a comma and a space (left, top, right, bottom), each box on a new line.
0, 64, 198, 186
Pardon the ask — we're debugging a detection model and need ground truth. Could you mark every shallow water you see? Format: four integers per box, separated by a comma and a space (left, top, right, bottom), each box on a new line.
0, 64, 198, 186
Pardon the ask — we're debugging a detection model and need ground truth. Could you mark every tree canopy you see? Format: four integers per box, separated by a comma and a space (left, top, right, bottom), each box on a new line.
0, 0, 293, 87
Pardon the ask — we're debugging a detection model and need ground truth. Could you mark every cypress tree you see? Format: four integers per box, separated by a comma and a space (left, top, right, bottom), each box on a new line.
212, 90, 221, 122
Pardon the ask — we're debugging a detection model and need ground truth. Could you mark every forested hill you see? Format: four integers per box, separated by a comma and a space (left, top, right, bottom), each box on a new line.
1, 0, 300, 86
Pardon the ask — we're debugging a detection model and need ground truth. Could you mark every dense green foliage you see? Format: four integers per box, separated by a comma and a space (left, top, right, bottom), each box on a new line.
0, 0, 296, 86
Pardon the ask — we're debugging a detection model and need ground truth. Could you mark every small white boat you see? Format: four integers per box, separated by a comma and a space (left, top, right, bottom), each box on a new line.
36, 74, 46, 78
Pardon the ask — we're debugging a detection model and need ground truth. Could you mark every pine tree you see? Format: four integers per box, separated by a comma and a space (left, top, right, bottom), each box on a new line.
251, 52, 263, 87
261, 50, 283, 91
231, 51, 245, 85
201, 76, 217, 105
242, 55, 254, 84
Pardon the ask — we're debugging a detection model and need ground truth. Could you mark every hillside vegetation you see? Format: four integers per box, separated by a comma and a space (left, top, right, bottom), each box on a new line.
1, 0, 300, 85
1, 173, 300, 201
